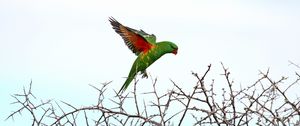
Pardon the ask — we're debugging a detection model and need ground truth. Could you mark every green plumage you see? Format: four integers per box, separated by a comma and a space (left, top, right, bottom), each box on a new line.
109, 17, 178, 94
118, 42, 178, 94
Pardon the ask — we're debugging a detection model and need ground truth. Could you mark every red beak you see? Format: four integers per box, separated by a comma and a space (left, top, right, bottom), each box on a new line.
172, 48, 178, 55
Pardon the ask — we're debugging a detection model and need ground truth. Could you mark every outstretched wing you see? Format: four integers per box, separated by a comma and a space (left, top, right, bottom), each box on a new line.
109, 17, 156, 55
127, 28, 156, 44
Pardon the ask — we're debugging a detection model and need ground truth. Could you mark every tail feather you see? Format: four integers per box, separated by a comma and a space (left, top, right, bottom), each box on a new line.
118, 73, 136, 95
117, 56, 141, 95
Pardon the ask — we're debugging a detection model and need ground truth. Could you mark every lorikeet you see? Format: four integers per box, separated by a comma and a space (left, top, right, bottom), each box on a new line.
109, 17, 178, 94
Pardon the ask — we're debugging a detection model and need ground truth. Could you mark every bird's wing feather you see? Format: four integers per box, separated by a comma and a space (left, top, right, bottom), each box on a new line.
109, 17, 155, 55
127, 27, 156, 44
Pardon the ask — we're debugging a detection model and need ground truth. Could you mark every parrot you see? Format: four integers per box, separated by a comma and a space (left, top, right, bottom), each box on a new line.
109, 17, 178, 94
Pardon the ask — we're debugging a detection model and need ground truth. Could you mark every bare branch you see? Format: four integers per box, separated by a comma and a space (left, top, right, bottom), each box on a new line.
6, 63, 300, 125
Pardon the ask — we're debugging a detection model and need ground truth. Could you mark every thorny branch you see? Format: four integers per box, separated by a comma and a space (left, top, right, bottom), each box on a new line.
6, 63, 300, 125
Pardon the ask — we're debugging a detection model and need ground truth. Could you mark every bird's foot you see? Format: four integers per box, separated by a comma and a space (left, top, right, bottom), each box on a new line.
142, 72, 148, 79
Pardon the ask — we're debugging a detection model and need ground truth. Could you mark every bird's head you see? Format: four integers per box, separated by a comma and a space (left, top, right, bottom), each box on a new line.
159, 41, 178, 55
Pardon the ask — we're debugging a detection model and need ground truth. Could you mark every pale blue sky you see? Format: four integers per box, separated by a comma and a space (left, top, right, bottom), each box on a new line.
1, 0, 300, 125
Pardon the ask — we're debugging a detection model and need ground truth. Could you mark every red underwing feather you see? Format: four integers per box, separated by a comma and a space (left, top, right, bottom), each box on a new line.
109, 17, 153, 55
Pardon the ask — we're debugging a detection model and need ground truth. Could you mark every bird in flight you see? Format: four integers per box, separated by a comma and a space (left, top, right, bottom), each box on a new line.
109, 17, 178, 94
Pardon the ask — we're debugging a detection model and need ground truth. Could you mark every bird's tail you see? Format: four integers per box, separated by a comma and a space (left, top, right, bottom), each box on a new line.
117, 71, 136, 95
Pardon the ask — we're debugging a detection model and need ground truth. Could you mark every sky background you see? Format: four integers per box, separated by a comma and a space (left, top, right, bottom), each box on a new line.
1, 0, 300, 125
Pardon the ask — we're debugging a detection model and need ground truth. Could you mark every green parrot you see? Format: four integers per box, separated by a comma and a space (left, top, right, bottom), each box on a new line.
109, 17, 178, 94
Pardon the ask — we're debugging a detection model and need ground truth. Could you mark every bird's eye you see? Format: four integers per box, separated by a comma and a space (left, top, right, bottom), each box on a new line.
172, 45, 177, 49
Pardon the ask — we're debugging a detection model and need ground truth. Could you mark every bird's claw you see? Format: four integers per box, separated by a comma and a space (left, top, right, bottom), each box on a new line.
142, 72, 148, 79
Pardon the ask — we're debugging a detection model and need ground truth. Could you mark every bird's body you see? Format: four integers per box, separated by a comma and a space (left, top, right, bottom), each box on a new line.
109, 17, 178, 94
